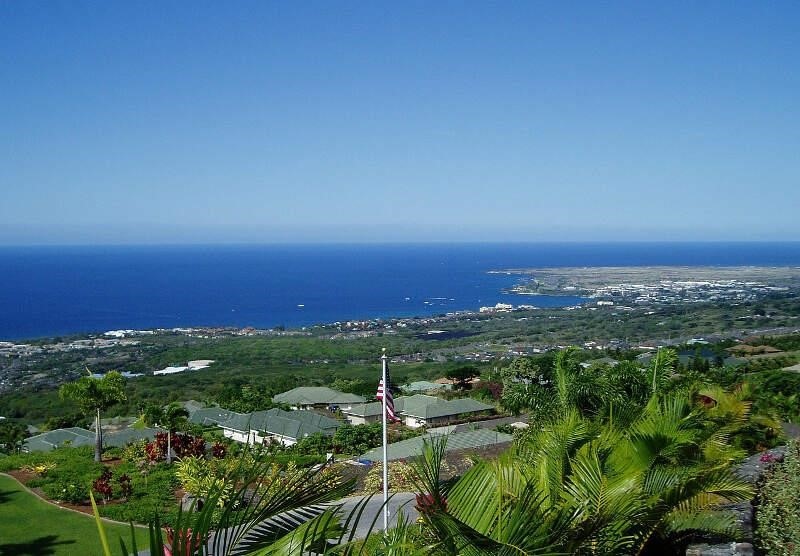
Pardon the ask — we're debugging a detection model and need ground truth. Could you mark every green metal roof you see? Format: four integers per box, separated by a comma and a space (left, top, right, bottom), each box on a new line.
24, 427, 95, 452
189, 406, 239, 426
345, 395, 494, 420
343, 400, 384, 417
360, 429, 514, 462
104, 427, 159, 447
24, 426, 159, 452
182, 399, 206, 414
273, 387, 366, 406
220, 408, 341, 440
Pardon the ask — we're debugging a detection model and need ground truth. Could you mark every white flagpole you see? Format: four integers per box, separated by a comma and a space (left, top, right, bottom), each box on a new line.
381, 348, 389, 532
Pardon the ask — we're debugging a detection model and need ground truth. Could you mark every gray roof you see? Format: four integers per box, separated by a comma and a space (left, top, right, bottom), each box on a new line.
360, 429, 514, 462
400, 395, 494, 420
345, 395, 493, 420
182, 399, 206, 414
104, 427, 159, 447
24, 426, 159, 452
220, 408, 341, 440
24, 427, 95, 452
189, 406, 239, 426
273, 387, 366, 406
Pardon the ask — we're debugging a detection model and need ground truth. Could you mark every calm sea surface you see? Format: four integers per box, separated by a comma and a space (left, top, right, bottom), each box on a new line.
1, 242, 799, 340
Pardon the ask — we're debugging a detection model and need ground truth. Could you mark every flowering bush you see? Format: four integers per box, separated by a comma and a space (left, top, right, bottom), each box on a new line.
117, 473, 133, 499
363, 461, 417, 493
211, 442, 226, 459
759, 452, 782, 464
122, 439, 149, 464
92, 467, 114, 503
146, 433, 206, 462
22, 462, 56, 477
43, 479, 87, 504
756, 441, 800, 555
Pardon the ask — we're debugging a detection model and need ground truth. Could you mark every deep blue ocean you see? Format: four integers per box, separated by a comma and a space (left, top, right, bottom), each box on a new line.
1, 242, 800, 341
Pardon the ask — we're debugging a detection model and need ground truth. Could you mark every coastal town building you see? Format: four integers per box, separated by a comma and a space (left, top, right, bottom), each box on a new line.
272, 386, 365, 411
579, 356, 619, 369
153, 360, 215, 376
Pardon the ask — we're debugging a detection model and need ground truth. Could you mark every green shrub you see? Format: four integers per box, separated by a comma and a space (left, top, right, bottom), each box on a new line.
99, 463, 179, 525
756, 442, 800, 555
42, 478, 88, 504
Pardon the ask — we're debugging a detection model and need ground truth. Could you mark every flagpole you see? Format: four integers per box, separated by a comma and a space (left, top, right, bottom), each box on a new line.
381, 348, 389, 532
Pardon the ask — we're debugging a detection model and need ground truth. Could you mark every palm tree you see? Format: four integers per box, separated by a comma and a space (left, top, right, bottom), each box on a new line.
94, 446, 360, 556
59, 370, 126, 462
145, 402, 190, 464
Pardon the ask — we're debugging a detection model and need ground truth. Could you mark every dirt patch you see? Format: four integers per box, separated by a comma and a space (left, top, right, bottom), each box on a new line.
8, 469, 35, 484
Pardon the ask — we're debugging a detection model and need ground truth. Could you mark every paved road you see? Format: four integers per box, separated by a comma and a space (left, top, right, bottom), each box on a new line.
338, 492, 419, 538
136, 493, 422, 555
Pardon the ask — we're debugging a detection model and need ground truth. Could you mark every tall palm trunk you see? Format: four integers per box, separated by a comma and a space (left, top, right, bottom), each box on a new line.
94, 407, 102, 462
167, 430, 172, 464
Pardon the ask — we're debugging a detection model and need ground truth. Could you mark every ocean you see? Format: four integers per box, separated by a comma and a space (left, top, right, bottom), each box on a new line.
1, 242, 800, 341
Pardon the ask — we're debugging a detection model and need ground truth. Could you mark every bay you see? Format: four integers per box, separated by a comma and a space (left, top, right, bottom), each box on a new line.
1, 242, 799, 340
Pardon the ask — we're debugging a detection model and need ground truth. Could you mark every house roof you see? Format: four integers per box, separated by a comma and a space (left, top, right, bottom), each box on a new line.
273, 387, 366, 406
344, 395, 493, 420
24, 426, 159, 452
399, 395, 494, 420
182, 399, 206, 414
726, 344, 783, 355
360, 429, 513, 462
220, 408, 341, 440
104, 427, 159, 447
188, 406, 239, 426
25, 427, 95, 451
581, 356, 619, 367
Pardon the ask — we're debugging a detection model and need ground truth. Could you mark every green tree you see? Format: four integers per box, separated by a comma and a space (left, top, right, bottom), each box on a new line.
145, 402, 190, 464
445, 366, 480, 390
411, 389, 753, 555
59, 370, 126, 462
0, 420, 27, 454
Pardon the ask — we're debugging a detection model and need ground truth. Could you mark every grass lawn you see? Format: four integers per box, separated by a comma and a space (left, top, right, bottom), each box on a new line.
0, 474, 151, 556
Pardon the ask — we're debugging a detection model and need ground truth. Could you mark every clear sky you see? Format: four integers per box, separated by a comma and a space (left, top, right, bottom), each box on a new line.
1, 1, 798, 244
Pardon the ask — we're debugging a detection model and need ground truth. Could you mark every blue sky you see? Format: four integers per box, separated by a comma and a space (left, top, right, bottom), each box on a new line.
1, 1, 798, 244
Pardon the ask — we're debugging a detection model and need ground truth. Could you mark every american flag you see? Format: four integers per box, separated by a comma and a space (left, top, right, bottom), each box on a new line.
376, 373, 398, 422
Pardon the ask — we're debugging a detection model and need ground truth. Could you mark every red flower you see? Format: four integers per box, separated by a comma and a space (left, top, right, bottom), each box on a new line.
163, 527, 202, 556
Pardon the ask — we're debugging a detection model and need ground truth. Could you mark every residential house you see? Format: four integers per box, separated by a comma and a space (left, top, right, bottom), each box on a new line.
218, 407, 340, 446
359, 429, 513, 462
187, 405, 239, 427
24, 426, 158, 452
272, 386, 365, 411
343, 394, 494, 429
579, 356, 619, 369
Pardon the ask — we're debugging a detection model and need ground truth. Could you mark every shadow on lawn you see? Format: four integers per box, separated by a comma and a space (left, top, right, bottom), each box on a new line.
0, 489, 12, 504
0, 534, 75, 556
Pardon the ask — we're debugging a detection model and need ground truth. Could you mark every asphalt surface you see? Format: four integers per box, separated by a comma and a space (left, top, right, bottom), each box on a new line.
338, 492, 419, 538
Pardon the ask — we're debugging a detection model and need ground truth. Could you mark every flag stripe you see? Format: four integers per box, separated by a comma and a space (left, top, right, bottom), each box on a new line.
376, 376, 398, 422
